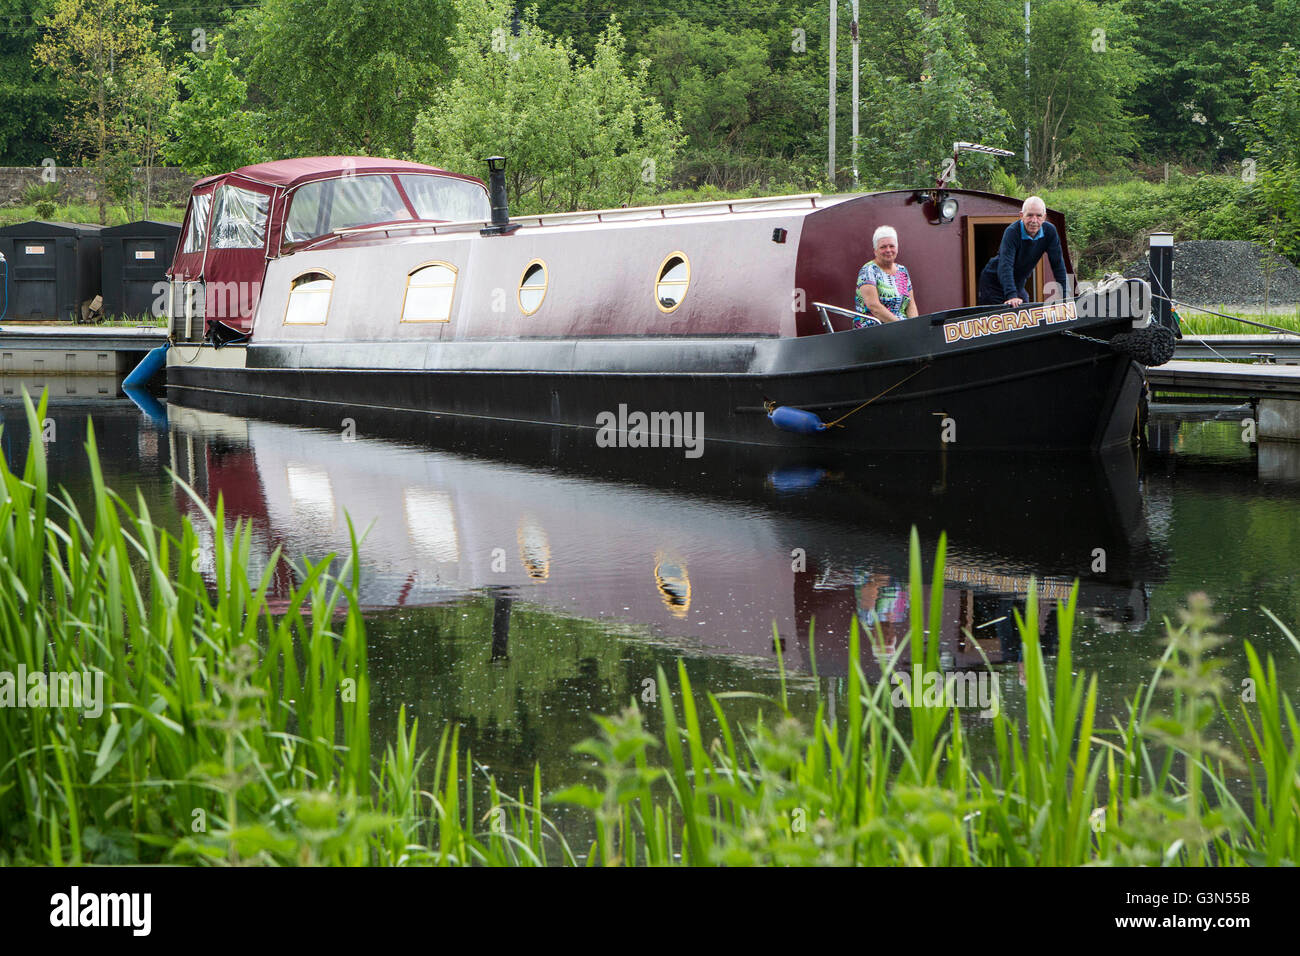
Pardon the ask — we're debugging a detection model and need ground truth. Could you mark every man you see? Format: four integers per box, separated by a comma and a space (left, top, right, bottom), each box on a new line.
976, 196, 1070, 306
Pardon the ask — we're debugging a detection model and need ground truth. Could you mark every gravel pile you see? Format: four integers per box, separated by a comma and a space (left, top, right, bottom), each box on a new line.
1124, 240, 1300, 307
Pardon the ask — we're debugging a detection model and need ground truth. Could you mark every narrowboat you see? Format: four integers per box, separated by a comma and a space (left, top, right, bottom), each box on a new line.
161, 155, 1174, 453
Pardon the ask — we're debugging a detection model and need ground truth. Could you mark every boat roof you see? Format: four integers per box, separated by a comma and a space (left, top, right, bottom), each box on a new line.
191, 156, 486, 191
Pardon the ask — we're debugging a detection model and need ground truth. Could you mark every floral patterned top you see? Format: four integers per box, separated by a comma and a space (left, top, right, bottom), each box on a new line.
855, 260, 913, 324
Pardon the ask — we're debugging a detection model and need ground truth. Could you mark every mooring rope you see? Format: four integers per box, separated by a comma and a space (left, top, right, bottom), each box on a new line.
818, 362, 932, 428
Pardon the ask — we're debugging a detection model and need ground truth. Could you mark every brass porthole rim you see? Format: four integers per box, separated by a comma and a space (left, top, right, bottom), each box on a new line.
518, 258, 548, 316
655, 251, 690, 314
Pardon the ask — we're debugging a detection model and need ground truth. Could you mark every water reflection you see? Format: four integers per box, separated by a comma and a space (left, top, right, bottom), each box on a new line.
161, 401, 1164, 677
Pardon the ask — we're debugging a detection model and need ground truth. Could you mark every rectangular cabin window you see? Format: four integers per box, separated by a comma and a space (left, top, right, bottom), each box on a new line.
285, 175, 412, 242
183, 192, 212, 253
400, 263, 457, 323
211, 185, 269, 249
399, 175, 491, 222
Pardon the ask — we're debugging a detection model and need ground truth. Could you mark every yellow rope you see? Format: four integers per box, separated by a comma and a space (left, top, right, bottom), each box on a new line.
820, 362, 931, 428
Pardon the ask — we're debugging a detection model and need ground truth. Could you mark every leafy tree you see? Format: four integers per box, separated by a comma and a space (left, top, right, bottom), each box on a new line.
412, 0, 683, 214
33, 0, 175, 223
0, 0, 64, 163
858, 0, 1013, 189
118, 46, 177, 215
233, 0, 454, 157
1244, 43, 1300, 261
1022, 0, 1142, 187
1122, 0, 1298, 164
165, 40, 268, 177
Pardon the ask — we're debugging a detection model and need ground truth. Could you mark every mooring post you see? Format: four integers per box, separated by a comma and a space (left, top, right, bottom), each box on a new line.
1149, 232, 1173, 328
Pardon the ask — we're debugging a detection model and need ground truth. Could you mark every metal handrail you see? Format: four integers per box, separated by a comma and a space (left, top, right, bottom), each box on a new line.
813, 301, 881, 333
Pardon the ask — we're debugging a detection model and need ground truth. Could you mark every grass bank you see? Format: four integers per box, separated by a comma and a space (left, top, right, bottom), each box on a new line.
1, 391, 1297, 865
0, 203, 185, 228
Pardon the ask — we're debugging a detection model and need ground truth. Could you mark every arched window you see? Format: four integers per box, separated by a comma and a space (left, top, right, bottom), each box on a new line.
518, 260, 548, 315
283, 271, 333, 325
655, 253, 690, 313
401, 262, 458, 322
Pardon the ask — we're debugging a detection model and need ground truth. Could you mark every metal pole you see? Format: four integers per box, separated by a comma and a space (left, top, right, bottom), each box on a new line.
1149, 233, 1173, 329
1024, 0, 1031, 177
829, 1, 837, 186
851, 0, 859, 189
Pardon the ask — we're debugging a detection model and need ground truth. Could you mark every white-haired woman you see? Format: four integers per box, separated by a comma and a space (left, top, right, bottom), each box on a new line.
855, 225, 918, 325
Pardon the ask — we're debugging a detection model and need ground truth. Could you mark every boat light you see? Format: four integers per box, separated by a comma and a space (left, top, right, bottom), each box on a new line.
939, 195, 959, 222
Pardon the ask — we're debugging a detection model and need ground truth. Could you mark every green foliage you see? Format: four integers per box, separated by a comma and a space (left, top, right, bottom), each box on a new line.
232, 0, 454, 157
858, 0, 1013, 189
1124, 0, 1298, 164
32, 0, 176, 222
0, 0, 64, 164
1243, 43, 1300, 261
3, 408, 1299, 866
164, 40, 267, 176
412, 0, 683, 214
1044, 174, 1276, 276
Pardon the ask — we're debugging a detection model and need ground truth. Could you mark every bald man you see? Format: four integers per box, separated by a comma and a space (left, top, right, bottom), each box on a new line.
976, 196, 1070, 306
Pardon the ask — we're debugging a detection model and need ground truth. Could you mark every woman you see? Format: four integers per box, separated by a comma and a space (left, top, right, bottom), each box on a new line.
855, 225, 918, 325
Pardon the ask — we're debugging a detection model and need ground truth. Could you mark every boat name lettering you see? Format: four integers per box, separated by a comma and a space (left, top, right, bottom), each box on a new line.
943, 301, 1077, 343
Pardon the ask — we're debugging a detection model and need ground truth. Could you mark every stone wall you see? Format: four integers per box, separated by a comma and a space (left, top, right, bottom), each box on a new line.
0, 166, 195, 207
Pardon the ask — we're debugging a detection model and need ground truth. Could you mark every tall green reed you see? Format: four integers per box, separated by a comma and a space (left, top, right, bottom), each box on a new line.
3, 389, 1297, 865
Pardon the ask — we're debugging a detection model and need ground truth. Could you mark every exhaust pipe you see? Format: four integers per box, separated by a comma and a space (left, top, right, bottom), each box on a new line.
481, 156, 520, 236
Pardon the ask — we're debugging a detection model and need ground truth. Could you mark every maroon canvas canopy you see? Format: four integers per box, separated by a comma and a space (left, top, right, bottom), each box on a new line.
169, 156, 489, 335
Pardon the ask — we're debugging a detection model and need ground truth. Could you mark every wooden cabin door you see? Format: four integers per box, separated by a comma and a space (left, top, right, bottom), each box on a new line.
963, 216, 1045, 305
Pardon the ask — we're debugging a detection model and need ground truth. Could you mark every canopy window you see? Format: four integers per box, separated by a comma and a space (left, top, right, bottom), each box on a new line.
285, 175, 412, 242
182, 192, 212, 253
210, 185, 270, 249
399, 175, 491, 223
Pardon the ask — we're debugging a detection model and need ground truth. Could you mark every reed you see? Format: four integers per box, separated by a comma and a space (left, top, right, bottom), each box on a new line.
2, 389, 1297, 865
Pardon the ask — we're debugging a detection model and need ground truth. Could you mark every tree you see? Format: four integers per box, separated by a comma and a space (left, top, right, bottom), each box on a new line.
412, 0, 683, 214
165, 40, 268, 177
1022, 0, 1142, 187
1122, 0, 1297, 165
0, 0, 64, 163
118, 47, 177, 216
858, 0, 1013, 189
233, 0, 454, 157
33, 0, 174, 223
1244, 43, 1300, 262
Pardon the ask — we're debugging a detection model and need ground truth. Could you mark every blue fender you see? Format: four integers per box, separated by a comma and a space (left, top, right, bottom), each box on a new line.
123, 343, 170, 387
768, 405, 828, 435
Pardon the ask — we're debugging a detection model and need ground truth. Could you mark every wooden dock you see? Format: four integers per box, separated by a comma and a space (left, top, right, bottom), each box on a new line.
1147, 360, 1300, 400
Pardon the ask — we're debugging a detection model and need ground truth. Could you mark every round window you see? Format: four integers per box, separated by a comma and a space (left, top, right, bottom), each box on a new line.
655, 253, 690, 312
519, 260, 548, 315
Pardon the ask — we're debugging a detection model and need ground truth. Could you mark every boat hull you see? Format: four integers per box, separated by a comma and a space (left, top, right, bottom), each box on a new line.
166, 316, 1146, 453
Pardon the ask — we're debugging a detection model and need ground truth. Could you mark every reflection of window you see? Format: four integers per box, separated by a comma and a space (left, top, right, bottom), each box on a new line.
183, 193, 211, 253
401, 262, 457, 322
399, 175, 491, 222
211, 185, 269, 249
284, 271, 333, 325
518, 260, 547, 315
656, 253, 690, 312
285, 175, 412, 242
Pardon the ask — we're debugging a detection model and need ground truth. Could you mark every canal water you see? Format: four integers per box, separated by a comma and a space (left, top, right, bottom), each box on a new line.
3, 386, 1298, 836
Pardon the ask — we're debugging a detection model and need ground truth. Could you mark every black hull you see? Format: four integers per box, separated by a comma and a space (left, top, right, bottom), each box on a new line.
168, 338, 1144, 454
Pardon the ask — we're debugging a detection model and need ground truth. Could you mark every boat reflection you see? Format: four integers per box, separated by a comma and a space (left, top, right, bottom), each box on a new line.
164, 400, 1164, 677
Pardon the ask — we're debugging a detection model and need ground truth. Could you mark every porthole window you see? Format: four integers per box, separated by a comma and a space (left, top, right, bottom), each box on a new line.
283, 271, 333, 325
401, 262, 458, 323
518, 260, 548, 315
655, 253, 690, 313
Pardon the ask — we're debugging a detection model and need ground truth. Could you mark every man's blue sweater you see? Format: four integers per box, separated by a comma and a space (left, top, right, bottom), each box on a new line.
980, 220, 1069, 301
